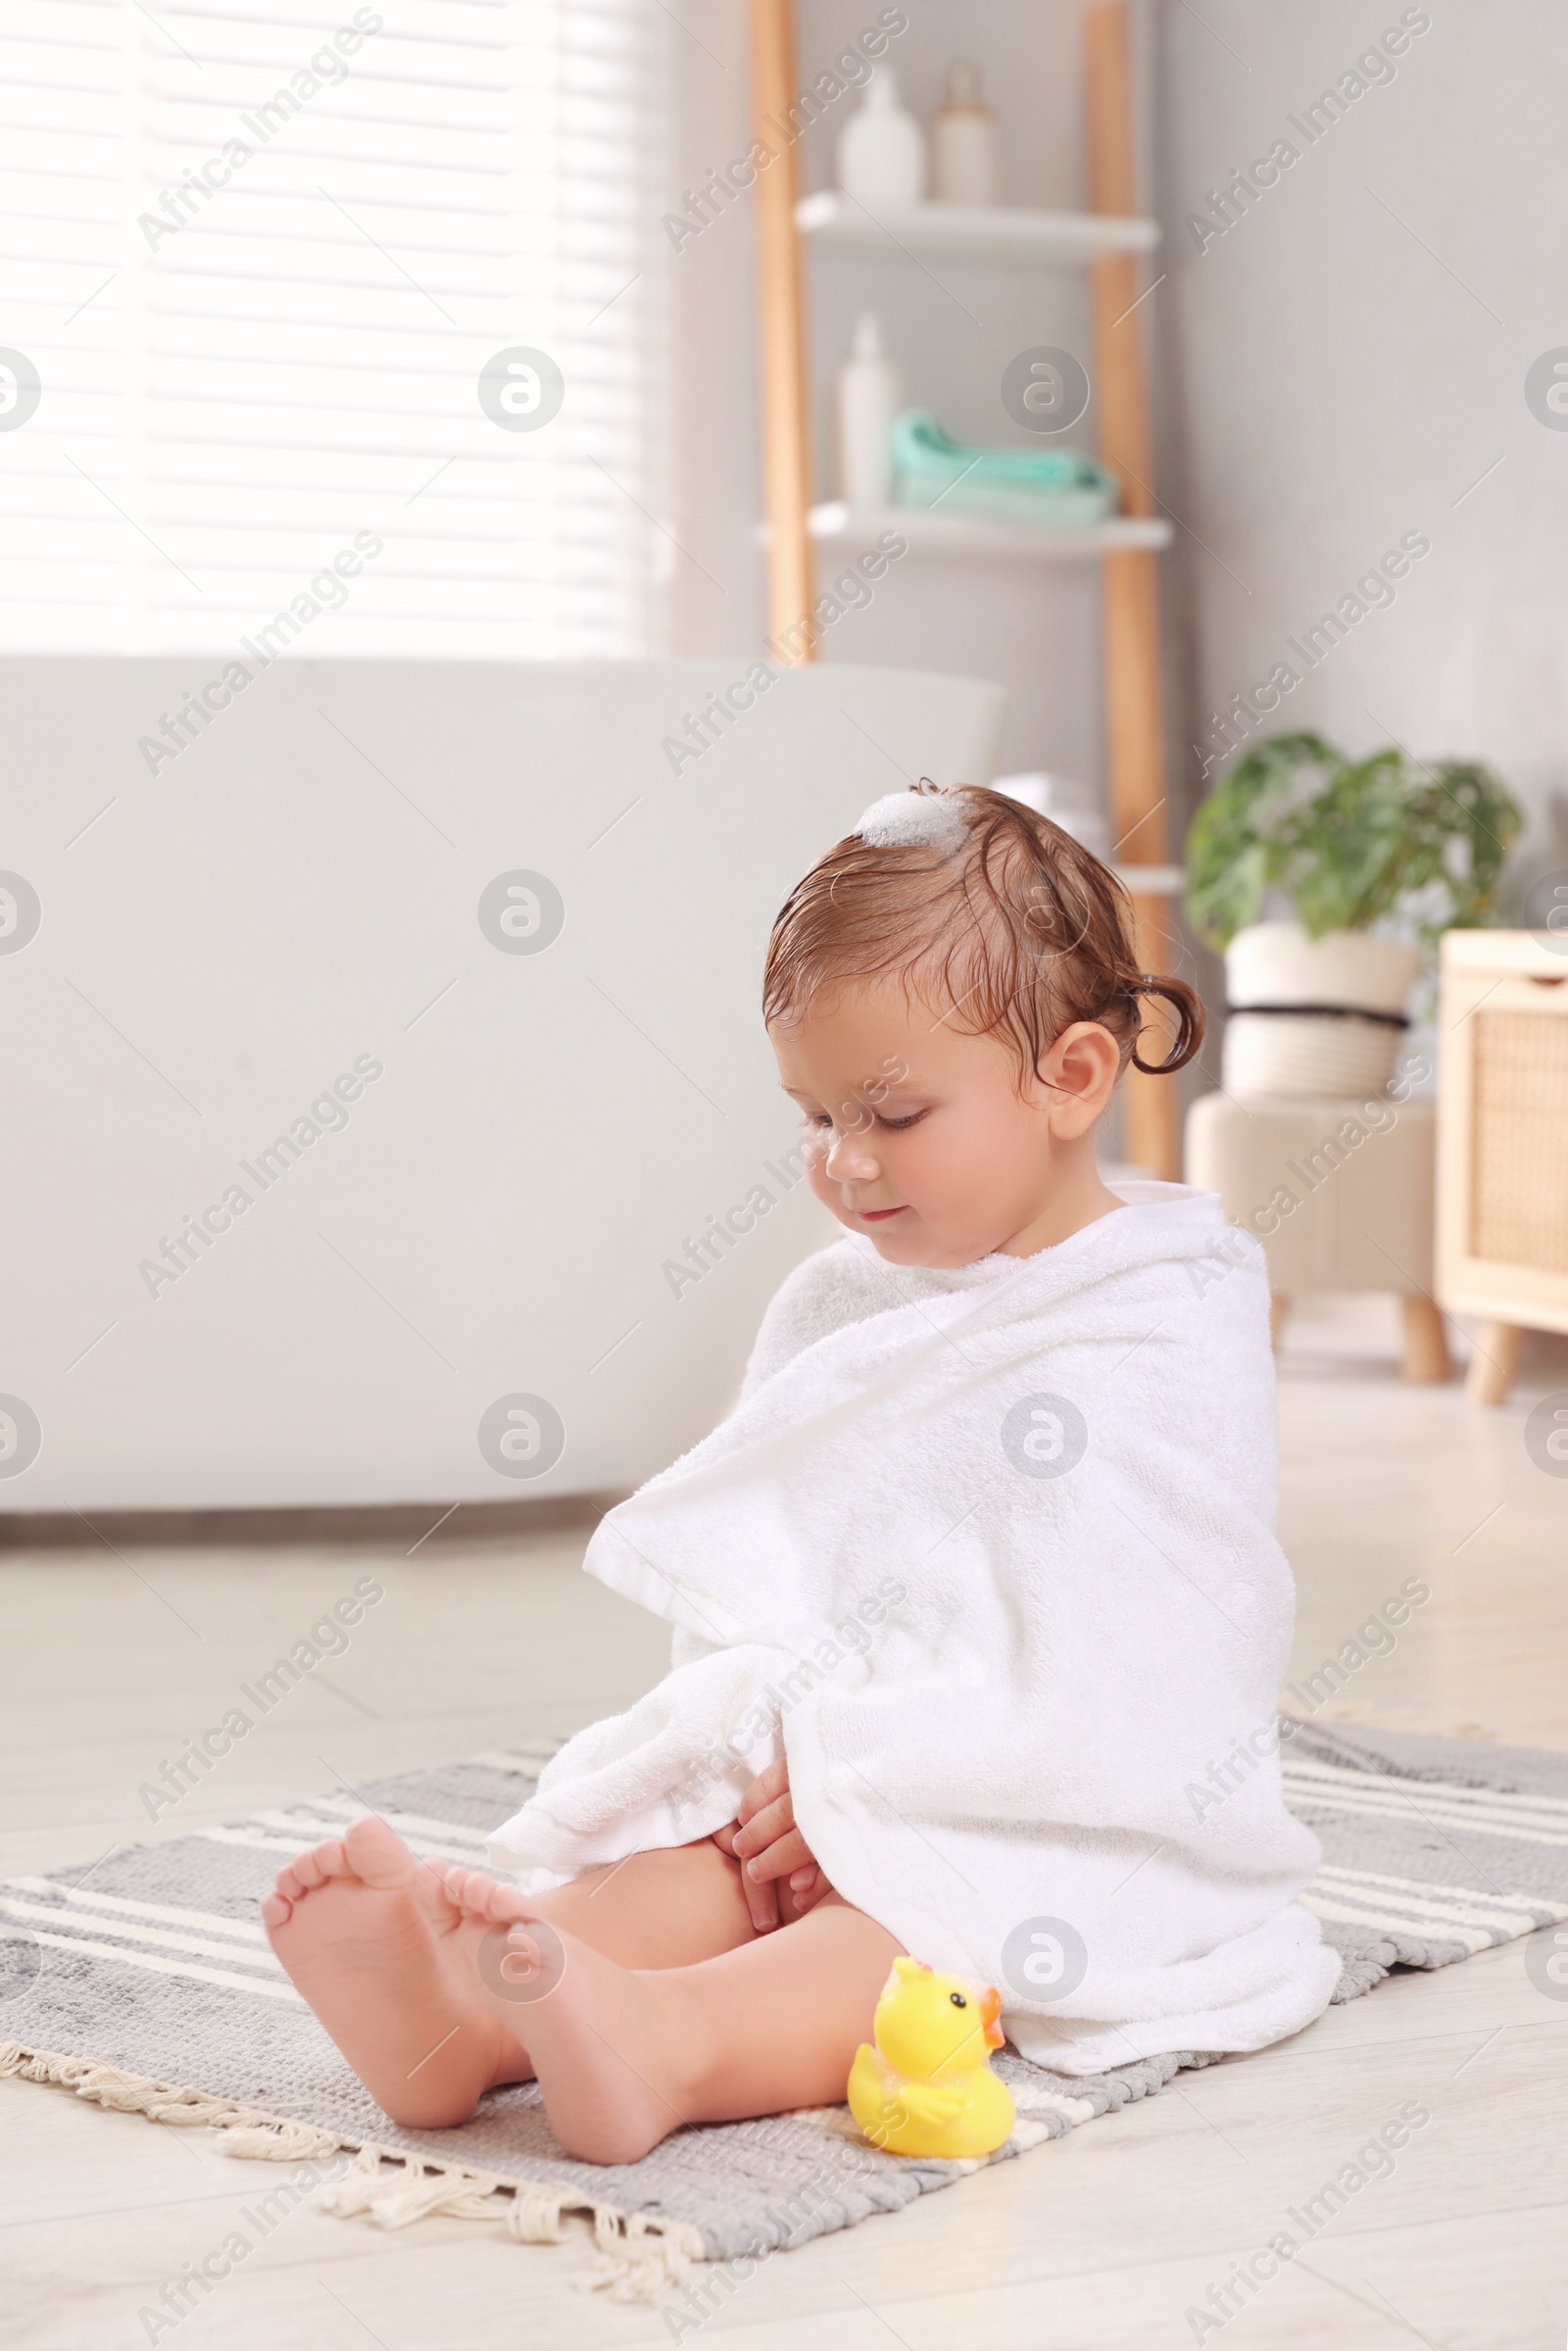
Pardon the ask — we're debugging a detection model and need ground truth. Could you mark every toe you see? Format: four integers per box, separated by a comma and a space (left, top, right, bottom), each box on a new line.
341, 1814, 418, 1890
260, 1890, 291, 1930
440, 1867, 532, 1928
482, 1878, 532, 1925
414, 1858, 464, 1929
444, 1868, 495, 1921
274, 1865, 306, 1902
476, 1876, 520, 1924
298, 1842, 348, 1899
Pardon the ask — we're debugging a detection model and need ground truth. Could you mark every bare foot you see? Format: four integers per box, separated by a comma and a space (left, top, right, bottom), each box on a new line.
261, 1815, 532, 2129
426, 1869, 700, 2165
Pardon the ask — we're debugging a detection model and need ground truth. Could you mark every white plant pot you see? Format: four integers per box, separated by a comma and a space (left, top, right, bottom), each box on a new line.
1222, 922, 1419, 1099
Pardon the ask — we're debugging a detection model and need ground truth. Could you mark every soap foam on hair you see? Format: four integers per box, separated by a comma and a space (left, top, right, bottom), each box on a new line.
852, 789, 970, 855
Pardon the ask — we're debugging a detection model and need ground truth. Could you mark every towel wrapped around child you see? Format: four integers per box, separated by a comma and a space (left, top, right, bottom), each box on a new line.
489, 1181, 1342, 2075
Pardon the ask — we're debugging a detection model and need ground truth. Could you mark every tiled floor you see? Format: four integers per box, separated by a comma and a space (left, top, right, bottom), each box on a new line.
3, 1300, 1566, 2349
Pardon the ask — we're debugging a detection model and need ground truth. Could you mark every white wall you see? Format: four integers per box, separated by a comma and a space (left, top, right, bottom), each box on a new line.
1157, 0, 1568, 888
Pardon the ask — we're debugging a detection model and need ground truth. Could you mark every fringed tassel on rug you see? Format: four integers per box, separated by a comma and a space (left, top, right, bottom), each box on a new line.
321, 2141, 707, 2299
318, 2144, 513, 2229
1, 2042, 707, 2304
0, 2042, 340, 2158
581, 2204, 707, 2300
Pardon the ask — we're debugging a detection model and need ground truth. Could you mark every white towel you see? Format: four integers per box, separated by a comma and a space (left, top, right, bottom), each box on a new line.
490, 1181, 1341, 2075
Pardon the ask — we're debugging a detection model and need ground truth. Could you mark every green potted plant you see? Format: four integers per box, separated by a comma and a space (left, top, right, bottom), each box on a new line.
1185, 733, 1520, 1097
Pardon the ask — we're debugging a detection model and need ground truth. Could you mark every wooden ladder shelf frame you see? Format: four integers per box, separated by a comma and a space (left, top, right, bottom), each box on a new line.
747, 0, 1180, 1179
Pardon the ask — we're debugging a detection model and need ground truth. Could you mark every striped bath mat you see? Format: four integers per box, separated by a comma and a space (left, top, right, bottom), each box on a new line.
4, 1719, 1567, 2301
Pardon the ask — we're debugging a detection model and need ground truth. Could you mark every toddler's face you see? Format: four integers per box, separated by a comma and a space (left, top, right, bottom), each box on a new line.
769, 971, 1115, 1268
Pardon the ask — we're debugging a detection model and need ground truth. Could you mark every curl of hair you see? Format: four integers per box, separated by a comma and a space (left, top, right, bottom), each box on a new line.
763, 782, 1205, 1087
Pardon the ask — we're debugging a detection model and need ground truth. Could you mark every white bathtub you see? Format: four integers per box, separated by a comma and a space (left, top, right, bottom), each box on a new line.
0, 657, 1004, 1510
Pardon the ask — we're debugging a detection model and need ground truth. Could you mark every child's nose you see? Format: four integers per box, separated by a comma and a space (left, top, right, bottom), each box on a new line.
825, 1129, 880, 1184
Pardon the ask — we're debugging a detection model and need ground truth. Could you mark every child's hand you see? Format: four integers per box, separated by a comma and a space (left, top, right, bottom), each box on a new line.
710, 1815, 782, 1933
730, 1757, 830, 1916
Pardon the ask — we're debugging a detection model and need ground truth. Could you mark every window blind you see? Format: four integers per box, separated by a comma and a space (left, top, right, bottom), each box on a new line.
0, 0, 669, 656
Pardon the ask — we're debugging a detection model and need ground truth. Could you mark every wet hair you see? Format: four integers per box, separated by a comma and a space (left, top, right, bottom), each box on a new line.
762, 781, 1203, 1086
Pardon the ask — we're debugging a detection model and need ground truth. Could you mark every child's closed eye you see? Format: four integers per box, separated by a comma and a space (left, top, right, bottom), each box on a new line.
804, 1107, 926, 1134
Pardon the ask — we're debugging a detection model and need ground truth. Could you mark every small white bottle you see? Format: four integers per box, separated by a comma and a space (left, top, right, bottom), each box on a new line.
836, 313, 901, 510
836, 68, 926, 209
932, 61, 1001, 207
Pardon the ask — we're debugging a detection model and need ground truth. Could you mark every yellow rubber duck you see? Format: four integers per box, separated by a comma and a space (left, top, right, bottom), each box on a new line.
847, 1954, 1016, 2159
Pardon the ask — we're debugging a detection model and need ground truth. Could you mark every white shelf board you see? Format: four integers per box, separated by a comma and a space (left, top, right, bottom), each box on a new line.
1112, 864, 1185, 897
780, 504, 1173, 562
796, 189, 1160, 264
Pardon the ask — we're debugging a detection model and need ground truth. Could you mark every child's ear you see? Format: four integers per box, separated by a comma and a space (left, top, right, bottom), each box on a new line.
1038, 1019, 1121, 1133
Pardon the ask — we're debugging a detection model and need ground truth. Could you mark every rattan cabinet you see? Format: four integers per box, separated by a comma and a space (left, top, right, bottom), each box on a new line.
1437, 929, 1568, 1402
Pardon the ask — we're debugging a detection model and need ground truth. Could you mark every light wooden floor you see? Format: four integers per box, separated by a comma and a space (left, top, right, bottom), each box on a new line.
4, 1299, 1567, 2350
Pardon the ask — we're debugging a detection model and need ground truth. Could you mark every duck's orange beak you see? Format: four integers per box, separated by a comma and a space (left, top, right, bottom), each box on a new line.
981, 1984, 1004, 2049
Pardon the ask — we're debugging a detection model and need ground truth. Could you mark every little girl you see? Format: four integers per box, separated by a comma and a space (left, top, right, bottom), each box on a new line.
263, 784, 1340, 2162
